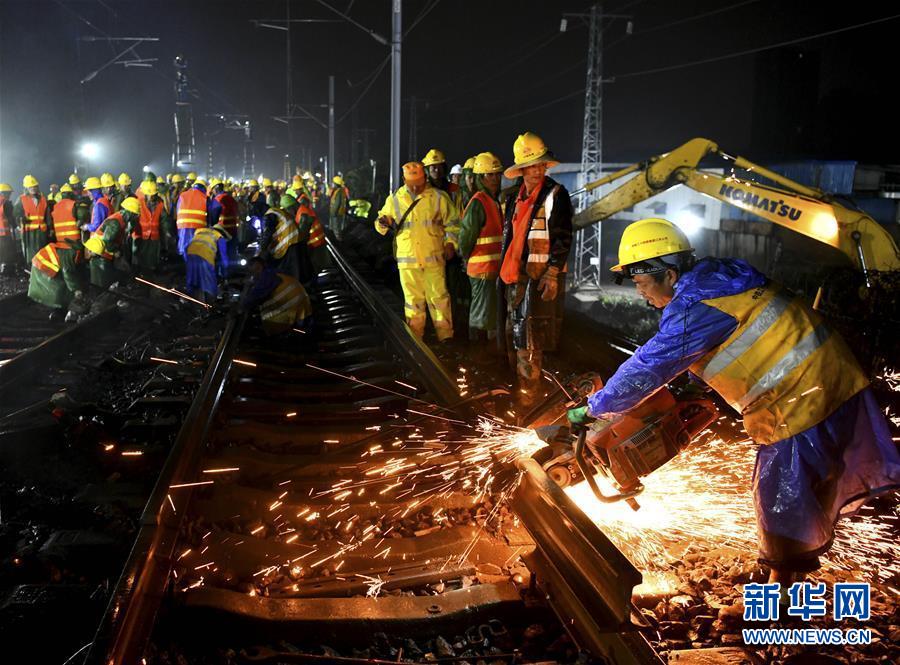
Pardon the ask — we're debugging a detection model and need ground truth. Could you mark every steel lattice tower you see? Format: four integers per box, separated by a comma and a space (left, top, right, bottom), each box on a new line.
574, 3, 604, 287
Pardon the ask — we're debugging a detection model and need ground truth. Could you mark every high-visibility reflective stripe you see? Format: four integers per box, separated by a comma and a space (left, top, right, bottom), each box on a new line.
176, 220, 206, 229
396, 255, 439, 264
476, 236, 502, 244
262, 294, 302, 321
23, 223, 47, 231
35, 247, 60, 273
528, 229, 549, 239
468, 254, 500, 263
179, 208, 207, 215
737, 324, 830, 411
700, 291, 793, 382
527, 253, 549, 262
53, 221, 77, 227
27, 214, 43, 220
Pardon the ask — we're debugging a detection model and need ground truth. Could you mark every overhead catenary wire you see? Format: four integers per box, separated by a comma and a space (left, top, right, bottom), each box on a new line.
338, 55, 391, 123
443, 11, 900, 131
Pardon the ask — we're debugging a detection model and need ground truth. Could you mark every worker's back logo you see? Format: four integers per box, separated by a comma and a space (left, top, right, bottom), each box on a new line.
719, 184, 802, 221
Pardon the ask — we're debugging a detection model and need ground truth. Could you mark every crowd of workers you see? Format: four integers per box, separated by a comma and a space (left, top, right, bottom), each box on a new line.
1, 128, 898, 601
0, 169, 353, 331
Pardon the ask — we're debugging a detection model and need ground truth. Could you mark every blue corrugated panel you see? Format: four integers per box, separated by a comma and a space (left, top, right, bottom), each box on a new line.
853, 196, 897, 226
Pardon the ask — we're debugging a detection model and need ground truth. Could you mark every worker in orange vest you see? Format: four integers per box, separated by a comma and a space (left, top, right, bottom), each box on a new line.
51, 184, 89, 246
28, 240, 88, 316
459, 152, 505, 347
133, 181, 168, 275
13, 175, 50, 263
0, 183, 18, 274
175, 178, 210, 257
296, 190, 330, 279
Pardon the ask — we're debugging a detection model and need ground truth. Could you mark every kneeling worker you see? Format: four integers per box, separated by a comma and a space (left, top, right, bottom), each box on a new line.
244, 257, 312, 335
83, 196, 140, 289
567, 217, 900, 586
28, 239, 88, 317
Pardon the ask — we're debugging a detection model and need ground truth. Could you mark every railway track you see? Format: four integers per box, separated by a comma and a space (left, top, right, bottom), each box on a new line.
86, 241, 663, 665
0, 278, 234, 663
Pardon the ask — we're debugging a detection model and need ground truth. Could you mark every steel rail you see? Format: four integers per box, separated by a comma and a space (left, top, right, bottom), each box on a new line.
326, 242, 470, 417
86, 312, 245, 665
0, 305, 119, 399
512, 457, 663, 664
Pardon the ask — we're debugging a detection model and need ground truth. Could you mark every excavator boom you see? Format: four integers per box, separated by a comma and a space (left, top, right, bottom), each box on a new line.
572, 137, 900, 274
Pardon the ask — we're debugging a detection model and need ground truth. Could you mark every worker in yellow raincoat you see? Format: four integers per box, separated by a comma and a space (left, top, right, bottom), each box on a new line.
375, 162, 457, 341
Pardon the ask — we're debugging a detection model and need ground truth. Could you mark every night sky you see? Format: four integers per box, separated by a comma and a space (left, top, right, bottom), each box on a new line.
1, 0, 899, 187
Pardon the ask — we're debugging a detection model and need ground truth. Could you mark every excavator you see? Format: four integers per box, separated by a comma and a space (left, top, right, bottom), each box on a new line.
531, 139, 900, 507
571, 137, 900, 367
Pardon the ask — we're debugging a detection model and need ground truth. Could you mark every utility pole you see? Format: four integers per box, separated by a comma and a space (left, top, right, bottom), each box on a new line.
328, 75, 336, 182
576, 3, 603, 289
408, 95, 418, 161
286, 0, 293, 173
562, 4, 631, 289
173, 55, 196, 171
390, 0, 402, 192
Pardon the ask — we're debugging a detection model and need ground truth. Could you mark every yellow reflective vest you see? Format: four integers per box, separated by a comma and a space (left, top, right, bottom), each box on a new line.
689, 282, 868, 444
260, 274, 311, 335
186, 227, 223, 266
376, 185, 459, 270
266, 207, 299, 259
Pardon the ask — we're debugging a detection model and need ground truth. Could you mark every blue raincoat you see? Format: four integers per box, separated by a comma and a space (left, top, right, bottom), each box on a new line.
176, 185, 212, 257
587, 257, 900, 571
88, 190, 111, 232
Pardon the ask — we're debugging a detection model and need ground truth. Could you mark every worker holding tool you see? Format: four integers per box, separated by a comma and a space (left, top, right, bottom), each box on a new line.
498, 132, 573, 409
28, 238, 88, 318
375, 161, 456, 342
567, 217, 900, 587
258, 196, 301, 280
243, 257, 312, 336
84, 196, 140, 289
185, 222, 231, 303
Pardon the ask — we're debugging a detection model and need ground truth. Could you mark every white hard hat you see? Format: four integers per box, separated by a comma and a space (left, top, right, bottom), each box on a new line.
449, 164, 463, 176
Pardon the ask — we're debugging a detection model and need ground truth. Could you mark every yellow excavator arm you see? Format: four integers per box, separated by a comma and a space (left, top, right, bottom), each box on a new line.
573, 138, 900, 275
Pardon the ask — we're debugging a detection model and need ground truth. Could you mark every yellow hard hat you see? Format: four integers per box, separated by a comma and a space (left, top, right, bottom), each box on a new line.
262, 178, 273, 188
100, 173, 116, 188
208, 177, 222, 190
23, 174, 39, 188
170, 174, 185, 184
142, 180, 158, 196
186, 172, 198, 181
612, 218, 693, 274
194, 178, 207, 187
421, 148, 446, 167
473, 152, 502, 175
0, 183, 12, 193
68, 173, 81, 185
504, 132, 560, 178
333, 175, 344, 186
60, 183, 73, 193
156, 176, 165, 184
84, 176, 102, 190
248, 179, 259, 188
463, 156, 476, 171
117, 172, 132, 186
120, 197, 141, 215
84, 235, 106, 256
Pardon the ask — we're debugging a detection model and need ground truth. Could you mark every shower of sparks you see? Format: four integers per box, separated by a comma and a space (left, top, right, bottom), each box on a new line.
135, 276, 211, 309
566, 433, 900, 584
150, 356, 179, 365
356, 573, 386, 597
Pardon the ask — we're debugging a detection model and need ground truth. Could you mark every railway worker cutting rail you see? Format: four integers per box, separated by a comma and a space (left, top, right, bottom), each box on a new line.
567, 217, 900, 589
